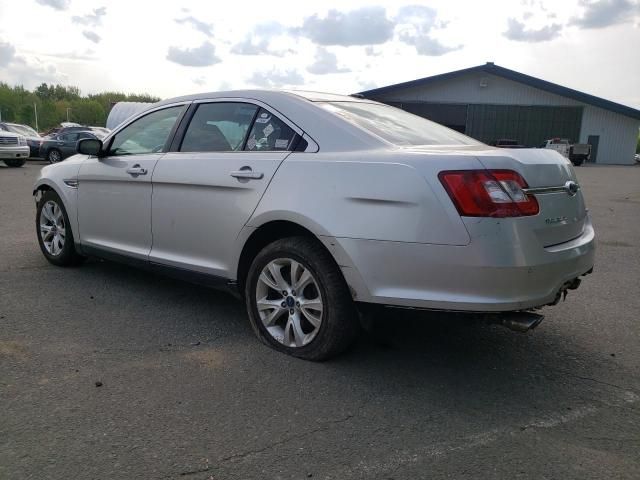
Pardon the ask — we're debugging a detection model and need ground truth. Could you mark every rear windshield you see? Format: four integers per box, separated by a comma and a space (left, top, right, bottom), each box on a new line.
319, 101, 480, 147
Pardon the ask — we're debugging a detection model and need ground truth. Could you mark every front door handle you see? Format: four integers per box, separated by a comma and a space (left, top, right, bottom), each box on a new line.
230, 167, 263, 180
126, 165, 148, 176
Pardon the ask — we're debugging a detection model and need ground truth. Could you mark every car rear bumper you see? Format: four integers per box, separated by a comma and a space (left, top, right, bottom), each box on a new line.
0, 146, 30, 159
334, 215, 595, 312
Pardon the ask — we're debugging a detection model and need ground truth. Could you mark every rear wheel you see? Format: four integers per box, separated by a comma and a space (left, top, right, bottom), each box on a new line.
36, 190, 85, 266
245, 237, 359, 361
3, 159, 25, 167
47, 149, 62, 164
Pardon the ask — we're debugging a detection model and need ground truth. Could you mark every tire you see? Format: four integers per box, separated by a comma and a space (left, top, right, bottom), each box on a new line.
47, 149, 62, 164
36, 190, 85, 267
245, 236, 359, 361
3, 159, 25, 167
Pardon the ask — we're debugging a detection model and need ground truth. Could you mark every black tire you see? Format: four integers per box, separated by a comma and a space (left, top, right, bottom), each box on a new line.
47, 149, 62, 164
245, 236, 359, 361
3, 159, 26, 167
36, 190, 85, 267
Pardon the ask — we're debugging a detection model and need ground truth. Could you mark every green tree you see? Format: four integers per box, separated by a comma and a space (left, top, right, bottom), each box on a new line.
0, 82, 160, 131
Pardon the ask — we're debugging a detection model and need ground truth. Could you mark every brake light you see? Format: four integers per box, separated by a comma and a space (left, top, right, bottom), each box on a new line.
438, 170, 539, 217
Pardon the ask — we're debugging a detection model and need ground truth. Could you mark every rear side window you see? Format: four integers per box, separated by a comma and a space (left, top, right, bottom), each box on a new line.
319, 101, 481, 146
180, 102, 258, 152
63, 133, 79, 142
245, 108, 296, 151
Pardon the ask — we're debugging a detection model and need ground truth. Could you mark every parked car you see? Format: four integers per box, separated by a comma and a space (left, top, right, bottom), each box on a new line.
33, 90, 595, 360
0, 130, 29, 167
43, 125, 109, 139
39, 130, 102, 163
0, 122, 43, 157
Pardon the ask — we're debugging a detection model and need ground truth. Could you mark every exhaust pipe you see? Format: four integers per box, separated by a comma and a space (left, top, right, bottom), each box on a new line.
499, 312, 544, 333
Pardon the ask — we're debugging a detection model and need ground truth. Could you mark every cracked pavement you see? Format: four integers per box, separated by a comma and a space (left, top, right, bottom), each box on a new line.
1, 162, 639, 479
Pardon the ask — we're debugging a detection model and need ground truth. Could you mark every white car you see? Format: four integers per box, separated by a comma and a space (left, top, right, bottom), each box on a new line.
33, 90, 595, 360
0, 131, 29, 167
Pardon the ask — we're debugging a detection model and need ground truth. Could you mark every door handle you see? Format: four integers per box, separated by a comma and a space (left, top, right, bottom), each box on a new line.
230, 168, 263, 180
126, 165, 148, 176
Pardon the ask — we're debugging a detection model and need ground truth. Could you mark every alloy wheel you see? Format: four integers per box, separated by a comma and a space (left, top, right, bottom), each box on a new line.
39, 200, 66, 256
49, 150, 61, 163
255, 258, 323, 348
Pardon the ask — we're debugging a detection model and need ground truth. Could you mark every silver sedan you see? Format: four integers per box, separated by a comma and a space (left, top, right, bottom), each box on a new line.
33, 90, 595, 360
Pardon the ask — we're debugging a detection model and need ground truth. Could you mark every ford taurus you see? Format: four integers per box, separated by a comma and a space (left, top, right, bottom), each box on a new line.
33, 90, 595, 360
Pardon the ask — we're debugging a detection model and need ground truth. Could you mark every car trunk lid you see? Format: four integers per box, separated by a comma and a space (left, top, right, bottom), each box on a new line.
474, 148, 587, 247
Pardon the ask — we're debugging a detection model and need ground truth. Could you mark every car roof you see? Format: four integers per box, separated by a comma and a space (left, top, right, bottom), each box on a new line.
155, 89, 374, 107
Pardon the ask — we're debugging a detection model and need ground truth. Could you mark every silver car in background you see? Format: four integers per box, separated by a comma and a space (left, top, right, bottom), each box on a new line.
33, 90, 595, 360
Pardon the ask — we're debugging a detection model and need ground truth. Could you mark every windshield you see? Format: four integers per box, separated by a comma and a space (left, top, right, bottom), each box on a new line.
319, 101, 481, 146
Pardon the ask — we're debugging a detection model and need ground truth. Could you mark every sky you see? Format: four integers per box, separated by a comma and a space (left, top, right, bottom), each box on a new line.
0, 0, 639, 108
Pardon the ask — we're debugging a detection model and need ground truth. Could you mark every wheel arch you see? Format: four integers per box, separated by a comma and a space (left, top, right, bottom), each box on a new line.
33, 179, 81, 245
235, 218, 363, 299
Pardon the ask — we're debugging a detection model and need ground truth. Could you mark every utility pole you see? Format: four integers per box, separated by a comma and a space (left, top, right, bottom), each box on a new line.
34, 103, 39, 132
66, 107, 71, 122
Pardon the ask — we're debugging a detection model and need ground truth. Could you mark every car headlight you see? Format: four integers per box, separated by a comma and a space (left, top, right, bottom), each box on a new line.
18, 136, 27, 146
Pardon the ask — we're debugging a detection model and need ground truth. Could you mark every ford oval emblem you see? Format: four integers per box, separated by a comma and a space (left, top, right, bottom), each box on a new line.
564, 181, 579, 196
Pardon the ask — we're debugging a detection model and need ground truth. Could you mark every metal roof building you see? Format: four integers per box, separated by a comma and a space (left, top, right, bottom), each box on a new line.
359, 63, 640, 165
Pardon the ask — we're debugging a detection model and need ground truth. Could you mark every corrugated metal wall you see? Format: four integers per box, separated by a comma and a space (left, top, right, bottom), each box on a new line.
373, 72, 639, 164
465, 104, 582, 146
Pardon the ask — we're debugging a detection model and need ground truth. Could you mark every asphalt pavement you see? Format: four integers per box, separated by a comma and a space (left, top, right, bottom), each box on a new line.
1, 161, 639, 479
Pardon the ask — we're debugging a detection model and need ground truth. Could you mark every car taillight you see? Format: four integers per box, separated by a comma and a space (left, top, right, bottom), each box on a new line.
438, 169, 539, 217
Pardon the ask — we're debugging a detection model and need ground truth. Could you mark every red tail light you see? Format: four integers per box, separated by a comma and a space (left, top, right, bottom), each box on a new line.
438, 170, 539, 217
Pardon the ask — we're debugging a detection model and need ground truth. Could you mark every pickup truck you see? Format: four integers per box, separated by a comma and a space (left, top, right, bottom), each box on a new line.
0, 131, 29, 167
541, 138, 591, 166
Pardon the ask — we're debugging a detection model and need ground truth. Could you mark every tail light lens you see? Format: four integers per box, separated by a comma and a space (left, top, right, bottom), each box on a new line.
438, 169, 539, 217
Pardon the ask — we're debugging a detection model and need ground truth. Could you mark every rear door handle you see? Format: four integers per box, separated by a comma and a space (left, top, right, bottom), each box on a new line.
126, 165, 147, 176
230, 168, 263, 180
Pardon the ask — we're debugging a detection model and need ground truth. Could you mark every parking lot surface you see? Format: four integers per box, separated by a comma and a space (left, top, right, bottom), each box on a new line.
1, 161, 639, 479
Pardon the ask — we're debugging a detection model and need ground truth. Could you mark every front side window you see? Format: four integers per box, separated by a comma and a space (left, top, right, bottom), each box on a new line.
181, 102, 258, 152
62, 133, 79, 142
109, 106, 183, 156
245, 108, 296, 151
319, 101, 481, 146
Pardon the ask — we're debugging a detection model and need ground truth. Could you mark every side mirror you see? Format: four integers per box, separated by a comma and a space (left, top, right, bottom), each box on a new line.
77, 138, 103, 156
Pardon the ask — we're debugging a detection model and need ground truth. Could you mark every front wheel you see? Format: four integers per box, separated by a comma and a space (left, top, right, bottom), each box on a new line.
36, 190, 85, 266
245, 237, 359, 361
3, 159, 26, 167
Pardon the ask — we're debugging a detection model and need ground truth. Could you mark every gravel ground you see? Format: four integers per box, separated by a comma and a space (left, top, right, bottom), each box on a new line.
1, 161, 639, 479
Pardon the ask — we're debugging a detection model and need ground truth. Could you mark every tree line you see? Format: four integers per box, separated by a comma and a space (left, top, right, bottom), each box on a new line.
0, 82, 160, 133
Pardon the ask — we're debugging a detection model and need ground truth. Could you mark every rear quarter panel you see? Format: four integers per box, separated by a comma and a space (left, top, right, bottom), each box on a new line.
247, 150, 475, 246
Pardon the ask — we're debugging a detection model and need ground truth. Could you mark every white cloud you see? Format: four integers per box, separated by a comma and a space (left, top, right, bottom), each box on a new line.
247, 68, 305, 87
504, 18, 562, 42
231, 22, 290, 56
569, 0, 639, 28
82, 31, 102, 44
166, 42, 221, 67
395, 5, 462, 55
72, 7, 107, 27
175, 16, 214, 37
0, 40, 16, 67
307, 47, 351, 74
298, 6, 395, 46
35, 0, 69, 10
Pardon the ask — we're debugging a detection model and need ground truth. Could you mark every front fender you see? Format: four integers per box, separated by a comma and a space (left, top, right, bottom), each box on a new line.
33, 161, 83, 245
